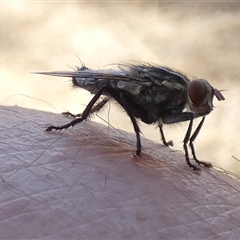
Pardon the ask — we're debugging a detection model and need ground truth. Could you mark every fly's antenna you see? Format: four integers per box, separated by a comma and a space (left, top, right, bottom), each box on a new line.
214, 89, 225, 101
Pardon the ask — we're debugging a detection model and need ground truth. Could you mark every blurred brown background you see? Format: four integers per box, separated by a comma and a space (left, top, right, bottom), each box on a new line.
1, 2, 239, 173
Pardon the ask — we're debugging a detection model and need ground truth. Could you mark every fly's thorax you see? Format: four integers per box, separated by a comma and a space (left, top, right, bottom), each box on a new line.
187, 79, 214, 116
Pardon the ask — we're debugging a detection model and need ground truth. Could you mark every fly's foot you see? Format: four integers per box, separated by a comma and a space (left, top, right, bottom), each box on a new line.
46, 125, 60, 132
135, 148, 141, 157
186, 156, 201, 172
198, 161, 212, 168
133, 152, 141, 160
62, 112, 76, 118
62, 112, 82, 118
193, 156, 212, 168
186, 159, 212, 172
163, 140, 174, 147
190, 164, 201, 172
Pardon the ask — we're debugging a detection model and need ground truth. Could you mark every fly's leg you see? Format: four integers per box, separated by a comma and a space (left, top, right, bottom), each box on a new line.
119, 93, 142, 156
189, 117, 212, 168
184, 117, 212, 171
62, 112, 78, 118
183, 118, 201, 171
46, 87, 107, 131
62, 97, 110, 118
88, 96, 110, 116
158, 122, 173, 147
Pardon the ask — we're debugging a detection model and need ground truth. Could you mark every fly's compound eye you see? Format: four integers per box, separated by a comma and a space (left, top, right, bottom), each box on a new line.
187, 80, 208, 106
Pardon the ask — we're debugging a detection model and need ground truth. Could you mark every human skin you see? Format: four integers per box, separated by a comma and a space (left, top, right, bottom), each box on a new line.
0, 105, 239, 239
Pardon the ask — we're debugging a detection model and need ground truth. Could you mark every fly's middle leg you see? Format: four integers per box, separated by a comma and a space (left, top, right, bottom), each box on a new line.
119, 93, 142, 156
62, 97, 110, 118
158, 122, 173, 147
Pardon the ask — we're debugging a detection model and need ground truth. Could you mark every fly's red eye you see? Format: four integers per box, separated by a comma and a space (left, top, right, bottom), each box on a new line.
187, 80, 207, 105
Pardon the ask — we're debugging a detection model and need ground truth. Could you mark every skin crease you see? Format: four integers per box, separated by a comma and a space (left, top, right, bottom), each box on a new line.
0, 106, 240, 239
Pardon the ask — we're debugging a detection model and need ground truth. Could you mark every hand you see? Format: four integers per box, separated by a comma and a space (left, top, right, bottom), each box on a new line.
0, 106, 239, 239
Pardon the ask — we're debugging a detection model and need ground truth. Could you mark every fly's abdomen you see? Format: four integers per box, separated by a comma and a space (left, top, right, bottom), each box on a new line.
72, 77, 109, 94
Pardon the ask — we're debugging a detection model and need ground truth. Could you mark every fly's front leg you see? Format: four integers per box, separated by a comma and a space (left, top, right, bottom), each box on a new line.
183, 118, 200, 171
189, 117, 212, 168
46, 87, 107, 131
184, 117, 212, 171
163, 112, 208, 171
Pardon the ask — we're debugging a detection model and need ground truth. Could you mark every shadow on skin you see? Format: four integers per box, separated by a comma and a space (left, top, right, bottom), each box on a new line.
0, 105, 239, 239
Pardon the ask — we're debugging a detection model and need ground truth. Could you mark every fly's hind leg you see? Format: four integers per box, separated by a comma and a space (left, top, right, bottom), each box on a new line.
46, 87, 107, 131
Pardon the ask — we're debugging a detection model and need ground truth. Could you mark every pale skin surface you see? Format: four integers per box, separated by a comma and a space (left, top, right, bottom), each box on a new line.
0, 105, 240, 239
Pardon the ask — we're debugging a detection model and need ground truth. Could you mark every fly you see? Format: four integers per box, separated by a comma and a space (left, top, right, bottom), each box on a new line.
36, 62, 225, 171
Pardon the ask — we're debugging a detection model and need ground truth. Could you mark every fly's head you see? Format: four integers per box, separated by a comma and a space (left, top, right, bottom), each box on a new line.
187, 79, 225, 117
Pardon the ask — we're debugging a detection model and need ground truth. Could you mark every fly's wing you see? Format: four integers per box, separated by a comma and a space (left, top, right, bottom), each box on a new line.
36, 65, 152, 95
36, 63, 189, 96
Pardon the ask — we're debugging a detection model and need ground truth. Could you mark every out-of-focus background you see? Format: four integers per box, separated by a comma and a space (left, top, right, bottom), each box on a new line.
1, 2, 239, 174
